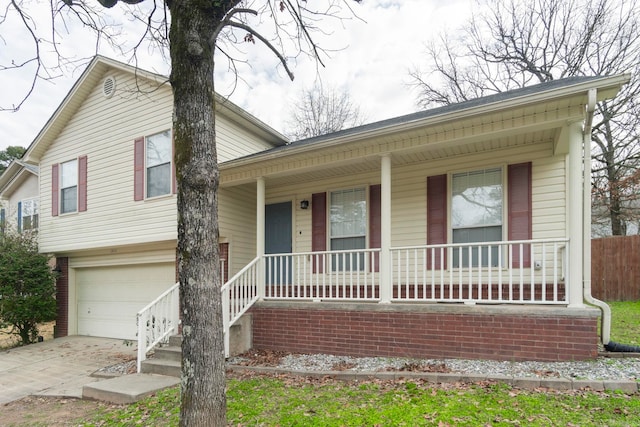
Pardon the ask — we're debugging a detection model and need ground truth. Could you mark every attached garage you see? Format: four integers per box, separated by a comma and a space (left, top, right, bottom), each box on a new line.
76, 262, 175, 340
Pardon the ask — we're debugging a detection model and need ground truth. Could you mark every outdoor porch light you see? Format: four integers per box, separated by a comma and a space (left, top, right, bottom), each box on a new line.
300, 200, 309, 209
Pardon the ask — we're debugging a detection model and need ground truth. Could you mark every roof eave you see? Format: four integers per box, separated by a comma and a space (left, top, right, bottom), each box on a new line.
221, 73, 631, 170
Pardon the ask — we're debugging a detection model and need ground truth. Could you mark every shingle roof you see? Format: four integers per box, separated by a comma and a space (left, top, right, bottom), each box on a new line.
237, 75, 604, 160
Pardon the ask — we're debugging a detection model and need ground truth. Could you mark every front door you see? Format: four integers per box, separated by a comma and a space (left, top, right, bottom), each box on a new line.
265, 202, 292, 285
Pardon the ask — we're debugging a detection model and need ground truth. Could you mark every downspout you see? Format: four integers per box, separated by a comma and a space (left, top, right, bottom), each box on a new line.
581, 88, 612, 345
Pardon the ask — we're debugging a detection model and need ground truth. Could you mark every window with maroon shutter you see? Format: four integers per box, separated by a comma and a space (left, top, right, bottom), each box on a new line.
427, 174, 447, 269
311, 192, 326, 273
53, 157, 87, 215
451, 168, 502, 268
508, 162, 532, 268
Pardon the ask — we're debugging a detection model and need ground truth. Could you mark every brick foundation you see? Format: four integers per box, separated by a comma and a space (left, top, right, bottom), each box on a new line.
250, 302, 599, 362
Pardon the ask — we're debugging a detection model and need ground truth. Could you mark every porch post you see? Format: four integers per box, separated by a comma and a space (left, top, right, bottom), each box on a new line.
379, 153, 392, 303
256, 177, 266, 300
567, 121, 585, 308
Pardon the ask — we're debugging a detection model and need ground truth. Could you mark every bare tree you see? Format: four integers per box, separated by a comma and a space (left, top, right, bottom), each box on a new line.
285, 84, 365, 139
410, 0, 640, 236
2, 0, 362, 425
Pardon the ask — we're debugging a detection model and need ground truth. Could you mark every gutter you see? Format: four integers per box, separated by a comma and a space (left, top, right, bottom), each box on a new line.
582, 88, 612, 345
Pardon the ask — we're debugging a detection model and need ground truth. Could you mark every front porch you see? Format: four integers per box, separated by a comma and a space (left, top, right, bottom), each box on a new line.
221, 239, 599, 362
261, 239, 568, 304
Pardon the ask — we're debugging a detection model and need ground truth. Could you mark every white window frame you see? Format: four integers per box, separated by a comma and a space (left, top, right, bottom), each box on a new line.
20, 198, 39, 231
329, 187, 367, 271
450, 167, 505, 267
145, 130, 173, 199
60, 159, 78, 215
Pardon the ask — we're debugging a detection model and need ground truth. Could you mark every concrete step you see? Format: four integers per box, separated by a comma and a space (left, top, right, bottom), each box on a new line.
169, 335, 182, 347
154, 345, 181, 363
140, 358, 181, 377
83, 373, 179, 404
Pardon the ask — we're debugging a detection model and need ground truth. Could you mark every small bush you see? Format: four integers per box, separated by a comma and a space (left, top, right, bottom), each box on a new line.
0, 231, 57, 345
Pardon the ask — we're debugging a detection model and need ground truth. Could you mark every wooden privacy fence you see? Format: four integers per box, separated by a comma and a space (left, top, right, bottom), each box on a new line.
591, 235, 640, 301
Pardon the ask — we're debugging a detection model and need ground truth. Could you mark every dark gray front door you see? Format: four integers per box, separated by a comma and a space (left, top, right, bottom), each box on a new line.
265, 202, 292, 285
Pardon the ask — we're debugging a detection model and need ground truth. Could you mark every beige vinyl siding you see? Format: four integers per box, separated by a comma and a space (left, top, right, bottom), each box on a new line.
38, 67, 276, 254
39, 69, 175, 253
263, 141, 566, 252
216, 115, 277, 162
218, 185, 257, 275
3, 174, 39, 229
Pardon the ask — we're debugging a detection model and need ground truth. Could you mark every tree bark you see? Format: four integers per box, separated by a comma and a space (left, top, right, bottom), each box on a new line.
168, 1, 235, 425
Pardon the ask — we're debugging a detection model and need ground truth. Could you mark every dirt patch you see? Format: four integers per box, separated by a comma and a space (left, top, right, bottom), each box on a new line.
1, 395, 114, 427
0, 322, 55, 349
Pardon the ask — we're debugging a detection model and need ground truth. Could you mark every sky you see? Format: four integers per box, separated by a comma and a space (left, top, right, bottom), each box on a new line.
0, 0, 474, 153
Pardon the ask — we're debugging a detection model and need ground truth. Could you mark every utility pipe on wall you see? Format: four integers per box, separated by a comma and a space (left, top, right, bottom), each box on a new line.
582, 88, 612, 345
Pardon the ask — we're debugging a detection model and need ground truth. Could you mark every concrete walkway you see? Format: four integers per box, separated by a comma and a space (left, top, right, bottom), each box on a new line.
0, 336, 137, 405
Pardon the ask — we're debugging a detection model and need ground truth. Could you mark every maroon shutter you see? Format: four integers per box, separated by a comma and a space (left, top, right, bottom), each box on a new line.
311, 192, 327, 273
172, 133, 177, 194
427, 175, 447, 270
51, 164, 59, 217
508, 162, 532, 268
369, 184, 381, 272
78, 155, 88, 212
134, 137, 145, 201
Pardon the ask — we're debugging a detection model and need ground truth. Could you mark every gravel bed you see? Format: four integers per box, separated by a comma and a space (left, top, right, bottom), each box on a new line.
228, 352, 640, 381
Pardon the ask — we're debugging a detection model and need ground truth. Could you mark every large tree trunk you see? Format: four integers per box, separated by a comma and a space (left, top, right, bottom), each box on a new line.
168, 1, 228, 425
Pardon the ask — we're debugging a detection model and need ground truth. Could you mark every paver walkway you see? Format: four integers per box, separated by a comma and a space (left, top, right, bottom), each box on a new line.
0, 336, 137, 404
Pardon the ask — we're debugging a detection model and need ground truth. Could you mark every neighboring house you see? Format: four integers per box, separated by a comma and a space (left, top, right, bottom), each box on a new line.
0, 160, 39, 234
21, 53, 630, 362
21, 56, 287, 340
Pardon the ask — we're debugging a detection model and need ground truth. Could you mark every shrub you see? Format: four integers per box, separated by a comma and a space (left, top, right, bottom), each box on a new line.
0, 231, 57, 345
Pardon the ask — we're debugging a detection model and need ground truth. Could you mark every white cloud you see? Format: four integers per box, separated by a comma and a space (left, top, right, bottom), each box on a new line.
0, 0, 474, 152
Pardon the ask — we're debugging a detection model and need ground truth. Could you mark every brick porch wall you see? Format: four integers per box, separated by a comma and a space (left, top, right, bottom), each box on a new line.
54, 257, 69, 338
250, 302, 599, 362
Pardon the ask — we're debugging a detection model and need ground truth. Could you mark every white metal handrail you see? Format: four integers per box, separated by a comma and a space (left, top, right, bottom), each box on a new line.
136, 281, 180, 372
221, 256, 261, 357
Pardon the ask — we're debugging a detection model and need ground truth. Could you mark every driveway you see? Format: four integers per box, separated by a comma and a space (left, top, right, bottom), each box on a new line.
0, 336, 138, 405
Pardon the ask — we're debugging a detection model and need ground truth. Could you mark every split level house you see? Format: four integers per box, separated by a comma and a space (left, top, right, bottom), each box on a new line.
16, 55, 630, 364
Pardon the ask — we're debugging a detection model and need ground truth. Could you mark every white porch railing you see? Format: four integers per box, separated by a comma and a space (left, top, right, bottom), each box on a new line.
136, 282, 180, 372
264, 249, 381, 301
391, 239, 568, 304
221, 257, 261, 357
136, 239, 569, 369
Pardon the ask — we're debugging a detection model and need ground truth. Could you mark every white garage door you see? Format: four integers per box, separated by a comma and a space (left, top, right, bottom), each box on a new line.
77, 263, 175, 340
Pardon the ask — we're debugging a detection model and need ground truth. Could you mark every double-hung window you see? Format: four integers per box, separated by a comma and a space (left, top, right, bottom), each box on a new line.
20, 198, 39, 231
451, 168, 503, 267
330, 188, 366, 270
145, 131, 172, 198
60, 159, 78, 214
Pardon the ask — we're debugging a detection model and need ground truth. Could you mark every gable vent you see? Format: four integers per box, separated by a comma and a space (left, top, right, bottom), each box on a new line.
102, 76, 116, 98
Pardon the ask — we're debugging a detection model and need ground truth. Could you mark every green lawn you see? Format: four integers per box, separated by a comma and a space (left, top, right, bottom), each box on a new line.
86, 379, 639, 427
82, 300, 640, 426
609, 300, 640, 346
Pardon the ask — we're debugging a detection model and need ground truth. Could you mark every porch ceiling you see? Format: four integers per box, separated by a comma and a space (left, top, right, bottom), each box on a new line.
221, 92, 588, 188
222, 127, 559, 187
